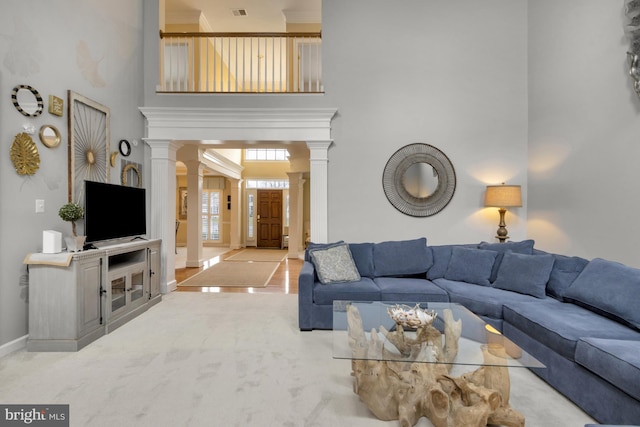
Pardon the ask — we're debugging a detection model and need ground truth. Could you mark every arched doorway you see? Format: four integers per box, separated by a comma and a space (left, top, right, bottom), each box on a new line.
139, 107, 337, 293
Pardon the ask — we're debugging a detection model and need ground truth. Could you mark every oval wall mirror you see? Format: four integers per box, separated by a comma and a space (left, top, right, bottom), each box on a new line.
39, 125, 61, 148
382, 143, 456, 217
11, 85, 44, 117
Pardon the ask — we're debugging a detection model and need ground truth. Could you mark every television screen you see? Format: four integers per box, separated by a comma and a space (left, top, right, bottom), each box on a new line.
84, 180, 146, 243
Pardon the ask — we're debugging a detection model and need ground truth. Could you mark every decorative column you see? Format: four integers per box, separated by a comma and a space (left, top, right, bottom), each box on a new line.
228, 178, 243, 249
306, 141, 333, 243
183, 150, 205, 267
145, 138, 180, 293
286, 172, 305, 258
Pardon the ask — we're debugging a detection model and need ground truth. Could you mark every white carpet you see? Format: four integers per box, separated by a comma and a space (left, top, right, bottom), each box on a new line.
0, 293, 595, 427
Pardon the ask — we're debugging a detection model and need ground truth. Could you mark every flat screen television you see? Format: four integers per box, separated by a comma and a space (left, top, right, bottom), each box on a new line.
84, 180, 147, 244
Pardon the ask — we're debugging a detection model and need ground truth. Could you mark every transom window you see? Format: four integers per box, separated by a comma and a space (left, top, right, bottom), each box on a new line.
245, 148, 288, 161
245, 179, 289, 189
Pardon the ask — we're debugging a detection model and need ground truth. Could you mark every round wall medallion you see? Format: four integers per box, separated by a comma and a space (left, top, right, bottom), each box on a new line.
119, 139, 131, 156
122, 163, 142, 187
382, 143, 456, 217
11, 85, 44, 117
39, 125, 61, 148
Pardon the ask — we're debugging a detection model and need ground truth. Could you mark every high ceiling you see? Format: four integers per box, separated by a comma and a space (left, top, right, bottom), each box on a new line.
165, 0, 321, 32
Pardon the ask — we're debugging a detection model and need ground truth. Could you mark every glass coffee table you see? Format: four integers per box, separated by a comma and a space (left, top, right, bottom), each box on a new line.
332, 301, 544, 427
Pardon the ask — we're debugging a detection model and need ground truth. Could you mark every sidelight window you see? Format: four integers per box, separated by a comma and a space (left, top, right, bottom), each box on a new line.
201, 189, 221, 241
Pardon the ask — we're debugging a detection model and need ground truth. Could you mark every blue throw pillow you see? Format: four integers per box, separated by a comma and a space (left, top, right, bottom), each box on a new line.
426, 244, 477, 280
444, 246, 497, 286
492, 251, 555, 298
478, 239, 535, 283
564, 258, 640, 331
373, 237, 432, 277
309, 243, 361, 285
546, 254, 589, 301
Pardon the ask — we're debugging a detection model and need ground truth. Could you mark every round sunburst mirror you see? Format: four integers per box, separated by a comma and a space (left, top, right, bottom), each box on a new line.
382, 143, 456, 217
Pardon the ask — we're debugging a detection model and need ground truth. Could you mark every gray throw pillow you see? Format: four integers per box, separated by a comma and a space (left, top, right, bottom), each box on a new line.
492, 251, 555, 298
309, 243, 361, 285
444, 247, 497, 286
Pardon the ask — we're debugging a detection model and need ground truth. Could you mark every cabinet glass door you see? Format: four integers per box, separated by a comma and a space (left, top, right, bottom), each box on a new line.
130, 270, 144, 303
111, 276, 126, 312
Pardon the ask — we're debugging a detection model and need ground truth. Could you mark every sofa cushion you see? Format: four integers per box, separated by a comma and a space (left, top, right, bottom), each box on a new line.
434, 278, 539, 319
444, 247, 497, 286
348, 242, 375, 278
564, 258, 640, 331
312, 277, 380, 305
503, 299, 640, 360
309, 243, 361, 284
374, 277, 449, 303
546, 254, 589, 301
373, 237, 432, 277
478, 239, 535, 282
575, 338, 640, 401
426, 244, 477, 280
492, 251, 555, 298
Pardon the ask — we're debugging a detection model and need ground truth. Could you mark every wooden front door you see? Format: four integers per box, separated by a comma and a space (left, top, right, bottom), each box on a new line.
257, 190, 282, 248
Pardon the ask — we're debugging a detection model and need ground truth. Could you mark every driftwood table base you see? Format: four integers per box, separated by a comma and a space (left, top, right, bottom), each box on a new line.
346, 304, 525, 427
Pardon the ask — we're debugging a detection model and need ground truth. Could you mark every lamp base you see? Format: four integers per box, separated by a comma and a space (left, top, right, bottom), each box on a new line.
495, 208, 509, 243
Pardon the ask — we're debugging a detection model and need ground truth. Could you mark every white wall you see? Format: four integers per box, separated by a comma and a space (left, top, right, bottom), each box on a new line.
528, 1, 640, 266
322, 0, 528, 244
0, 0, 145, 348
143, 0, 529, 246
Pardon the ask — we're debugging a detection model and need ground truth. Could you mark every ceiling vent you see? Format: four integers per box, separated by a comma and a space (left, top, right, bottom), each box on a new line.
231, 8, 248, 17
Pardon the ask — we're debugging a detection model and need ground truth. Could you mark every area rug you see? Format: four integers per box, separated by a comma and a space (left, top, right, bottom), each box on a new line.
225, 248, 287, 262
177, 261, 280, 287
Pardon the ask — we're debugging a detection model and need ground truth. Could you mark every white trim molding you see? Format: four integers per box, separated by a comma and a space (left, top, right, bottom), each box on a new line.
139, 107, 337, 141
0, 334, 28, 358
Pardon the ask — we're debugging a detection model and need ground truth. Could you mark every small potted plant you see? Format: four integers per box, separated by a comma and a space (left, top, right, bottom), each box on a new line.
58, 202, 85, 252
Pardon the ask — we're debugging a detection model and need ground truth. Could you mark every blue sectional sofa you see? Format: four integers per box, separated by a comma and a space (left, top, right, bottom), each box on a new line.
298, 238, 640, 425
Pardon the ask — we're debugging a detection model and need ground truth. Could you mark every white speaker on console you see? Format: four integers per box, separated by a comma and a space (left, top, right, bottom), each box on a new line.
43, 230, 62, 253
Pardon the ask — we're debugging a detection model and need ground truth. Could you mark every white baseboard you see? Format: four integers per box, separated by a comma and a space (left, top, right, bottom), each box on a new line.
0, 335, 27, 358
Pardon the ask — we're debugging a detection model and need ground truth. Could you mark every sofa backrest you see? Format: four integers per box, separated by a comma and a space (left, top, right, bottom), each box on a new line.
372, 237, 432, 277
564, 258, 640, 332
426, 244, 477, 280
348, 242, 375, 278
534, 250, 589, 301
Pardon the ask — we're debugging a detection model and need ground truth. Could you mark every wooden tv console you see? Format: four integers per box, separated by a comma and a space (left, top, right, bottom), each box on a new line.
27, 239, 162, 351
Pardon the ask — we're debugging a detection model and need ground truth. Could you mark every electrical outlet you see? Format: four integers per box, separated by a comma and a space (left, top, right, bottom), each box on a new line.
35, 199, 45, 213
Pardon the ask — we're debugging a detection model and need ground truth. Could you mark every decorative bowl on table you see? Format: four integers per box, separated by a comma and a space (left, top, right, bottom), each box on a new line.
387, 304, 437, 329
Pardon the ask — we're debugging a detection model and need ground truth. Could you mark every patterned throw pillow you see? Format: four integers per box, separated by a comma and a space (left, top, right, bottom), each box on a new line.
309, 243, 361, 285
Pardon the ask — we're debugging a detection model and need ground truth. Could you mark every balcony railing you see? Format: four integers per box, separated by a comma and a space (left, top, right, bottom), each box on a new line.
159, 31, 322, 93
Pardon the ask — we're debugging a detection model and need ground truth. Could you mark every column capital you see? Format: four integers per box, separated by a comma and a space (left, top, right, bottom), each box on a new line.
306, 140, 334, 161
144, 138, 181, 160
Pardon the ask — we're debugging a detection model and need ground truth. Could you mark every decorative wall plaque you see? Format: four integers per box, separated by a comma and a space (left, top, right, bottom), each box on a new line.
48, 95, 64, 116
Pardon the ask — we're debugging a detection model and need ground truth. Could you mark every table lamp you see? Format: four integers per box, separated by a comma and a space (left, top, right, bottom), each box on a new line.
484, 183, 522, 243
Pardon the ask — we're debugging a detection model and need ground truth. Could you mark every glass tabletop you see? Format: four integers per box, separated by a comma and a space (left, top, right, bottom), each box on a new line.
332, 300, 545, 368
